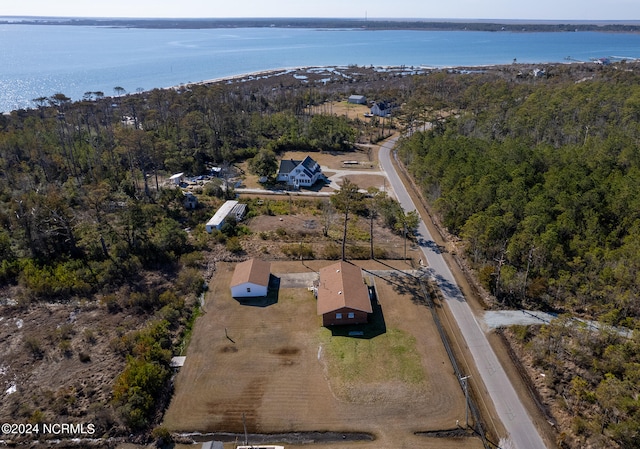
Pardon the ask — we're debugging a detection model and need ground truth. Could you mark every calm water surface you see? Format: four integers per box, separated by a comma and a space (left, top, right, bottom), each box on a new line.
2, 25, 640, 112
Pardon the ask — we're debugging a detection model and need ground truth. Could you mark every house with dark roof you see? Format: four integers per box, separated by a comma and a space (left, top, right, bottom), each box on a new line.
276, 156, 323, 189
371, 101, 393, 117
230, 258, 271, 298
317, 261, 372, 326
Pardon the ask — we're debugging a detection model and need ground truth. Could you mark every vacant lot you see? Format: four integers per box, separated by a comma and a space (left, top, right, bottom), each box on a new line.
164, 260, 483, 449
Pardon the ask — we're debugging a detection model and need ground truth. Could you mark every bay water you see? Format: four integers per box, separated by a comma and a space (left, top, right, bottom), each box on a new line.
2, 24, 640, 112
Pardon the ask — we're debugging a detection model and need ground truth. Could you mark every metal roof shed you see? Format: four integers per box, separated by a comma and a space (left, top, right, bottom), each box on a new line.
206, 200, 239, 233
169, 172, 184, 185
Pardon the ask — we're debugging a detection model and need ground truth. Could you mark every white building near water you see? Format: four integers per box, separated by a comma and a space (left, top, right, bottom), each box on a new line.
205, 200, 246, 233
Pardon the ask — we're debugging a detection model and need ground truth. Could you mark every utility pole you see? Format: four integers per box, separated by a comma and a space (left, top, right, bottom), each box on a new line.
460, 375, 471, 428
404, 219, 407, 261
242, 412, 248, 446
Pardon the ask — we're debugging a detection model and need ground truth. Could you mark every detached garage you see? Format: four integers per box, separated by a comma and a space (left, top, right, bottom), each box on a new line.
230, 258, 271, 298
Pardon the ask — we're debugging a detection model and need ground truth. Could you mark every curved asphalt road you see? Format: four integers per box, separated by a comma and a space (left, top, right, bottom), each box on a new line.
379, 137, 547, 449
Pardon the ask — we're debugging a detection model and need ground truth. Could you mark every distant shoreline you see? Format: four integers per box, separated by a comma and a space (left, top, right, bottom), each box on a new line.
2, 17, 640, 33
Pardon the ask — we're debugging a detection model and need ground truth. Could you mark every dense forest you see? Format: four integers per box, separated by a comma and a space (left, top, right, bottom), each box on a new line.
397, 63, 640, 448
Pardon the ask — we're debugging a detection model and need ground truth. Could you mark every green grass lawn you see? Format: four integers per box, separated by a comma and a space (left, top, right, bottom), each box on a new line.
319, 327, 425, 385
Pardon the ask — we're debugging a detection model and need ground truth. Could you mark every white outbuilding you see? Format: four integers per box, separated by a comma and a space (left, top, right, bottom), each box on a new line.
230, 258, 271, 298
205, 200, 248, 233
169, 172, 184, 185
348, 94, 367, 104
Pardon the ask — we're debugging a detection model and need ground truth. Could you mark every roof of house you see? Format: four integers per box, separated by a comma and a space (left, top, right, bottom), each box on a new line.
372, 101, 391, 110
317, 261, 372, 315
230, 258, 271, 288
278, 156, 320, 178
278, 159, 300, 175
300, 155, 320, 177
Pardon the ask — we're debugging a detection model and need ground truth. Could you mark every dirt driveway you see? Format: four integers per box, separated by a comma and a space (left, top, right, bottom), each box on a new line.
164, 260, 483, 449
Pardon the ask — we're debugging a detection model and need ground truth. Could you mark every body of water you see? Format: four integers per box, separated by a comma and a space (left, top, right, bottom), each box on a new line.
2, 24, 640, 112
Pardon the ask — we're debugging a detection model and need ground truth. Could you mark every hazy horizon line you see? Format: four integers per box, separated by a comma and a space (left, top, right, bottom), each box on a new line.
2, 16, 640, 25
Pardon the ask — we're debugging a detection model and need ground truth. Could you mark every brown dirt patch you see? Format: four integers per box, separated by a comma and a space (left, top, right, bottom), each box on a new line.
0, 296, 144, 435
280, 147, 378, 171
242, 207, 414, 262
324, 101, 372, 120
343, 174, 387, 191
163, 260, 483, 449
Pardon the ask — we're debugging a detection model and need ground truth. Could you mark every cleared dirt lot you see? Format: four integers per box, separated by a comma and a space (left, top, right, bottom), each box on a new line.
164, 260, 483, 449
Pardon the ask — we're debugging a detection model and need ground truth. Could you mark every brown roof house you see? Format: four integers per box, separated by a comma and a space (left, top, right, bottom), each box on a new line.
230, 258, 271, 298
317, 261, 372, 326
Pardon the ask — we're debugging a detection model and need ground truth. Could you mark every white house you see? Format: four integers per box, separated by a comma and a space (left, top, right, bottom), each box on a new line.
276, 156, 323, 189
371, 101, 393, 117
230, 258, 271, 298
206, 200, 246, 233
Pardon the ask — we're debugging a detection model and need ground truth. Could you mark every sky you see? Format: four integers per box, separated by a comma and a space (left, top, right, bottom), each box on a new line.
1, 0, 640, 21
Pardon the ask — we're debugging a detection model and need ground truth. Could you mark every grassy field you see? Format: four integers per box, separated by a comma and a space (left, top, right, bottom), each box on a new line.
163, 260, 483, 449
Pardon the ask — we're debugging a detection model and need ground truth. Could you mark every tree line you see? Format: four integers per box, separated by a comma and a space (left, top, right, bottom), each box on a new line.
397, 62, 640, 448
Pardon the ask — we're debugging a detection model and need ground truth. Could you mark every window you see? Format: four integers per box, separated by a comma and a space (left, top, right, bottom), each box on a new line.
336, 313, 342, 319
247, 287, 251, 293
348, 312, 355, 319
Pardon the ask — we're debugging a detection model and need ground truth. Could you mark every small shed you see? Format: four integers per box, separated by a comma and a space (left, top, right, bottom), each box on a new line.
348, 94, 367, 104
169, 172, 184, 185
230, 258, 271, 298
183, 191, 198, 209
317, 261, 372, 326
170, 356, 186, 369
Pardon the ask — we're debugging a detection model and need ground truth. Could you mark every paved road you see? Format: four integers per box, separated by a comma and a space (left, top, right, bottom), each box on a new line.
378, 137, 547, 449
